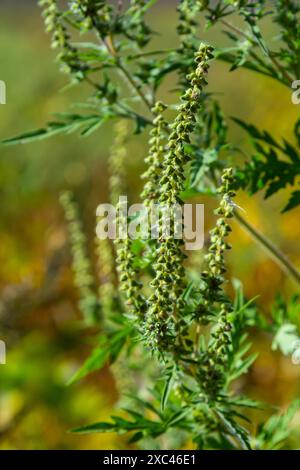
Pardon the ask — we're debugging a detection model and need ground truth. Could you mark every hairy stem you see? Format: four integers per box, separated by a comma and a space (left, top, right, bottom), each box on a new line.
220, 19, 294, 86
233, 208, 300, 286
91, 25, 300, 287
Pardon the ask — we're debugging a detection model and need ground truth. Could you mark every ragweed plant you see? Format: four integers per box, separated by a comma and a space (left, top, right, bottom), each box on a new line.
3, 0, 300, 450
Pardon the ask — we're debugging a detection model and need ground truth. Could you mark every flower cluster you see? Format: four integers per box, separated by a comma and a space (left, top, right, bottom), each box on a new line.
141, 101, 168, 207
196, 168, 236, 397
115, 228, 146, 317
160, 44, 214, 206
60, 191, 100, 325
69, 0, 112, 36
39, 0, 87, 79
177, 0, 200, 39
176, 0, 203, 83
144, 44, 215, 354
196, 168, 235, 325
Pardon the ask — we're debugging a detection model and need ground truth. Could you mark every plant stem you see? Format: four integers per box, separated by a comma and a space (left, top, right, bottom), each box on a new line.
91, 22, 300, 286
233, 208, 300, 286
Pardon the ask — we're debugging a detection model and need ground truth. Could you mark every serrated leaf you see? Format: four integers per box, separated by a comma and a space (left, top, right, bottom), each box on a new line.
229, 352, 258, 382
233, 118, 300, 211
255, 400, 300, 449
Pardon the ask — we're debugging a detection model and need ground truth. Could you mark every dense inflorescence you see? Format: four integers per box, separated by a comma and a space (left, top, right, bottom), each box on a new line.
141, 101, 169, 207
96, 236, 115, 314
144, 44, 215, 354
115, 219, 146, 318
196, 168, 235, 324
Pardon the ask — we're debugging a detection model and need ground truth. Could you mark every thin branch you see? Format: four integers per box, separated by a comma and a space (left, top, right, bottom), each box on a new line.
87, 16, 300, 286
233, 208, 300, 286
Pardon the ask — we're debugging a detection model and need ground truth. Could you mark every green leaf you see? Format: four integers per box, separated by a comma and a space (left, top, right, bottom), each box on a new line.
233, 118, 300, 211
255, 400, 300, 450
133, 114, 150, 134
67, 342, 109, 385
68, 327, 130, 385
166, 409, 190, 428
216, 410, 252, 450
227, 395, 264, 410
229, 352, 258, 382
182, 281, 194, 302
190, 148, 218, 189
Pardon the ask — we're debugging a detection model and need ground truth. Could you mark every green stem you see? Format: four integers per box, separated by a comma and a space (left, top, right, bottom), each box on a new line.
233, 208, 300, 286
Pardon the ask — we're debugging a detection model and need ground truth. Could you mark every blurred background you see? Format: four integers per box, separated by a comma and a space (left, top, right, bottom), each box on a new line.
0, 0, 300, 449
